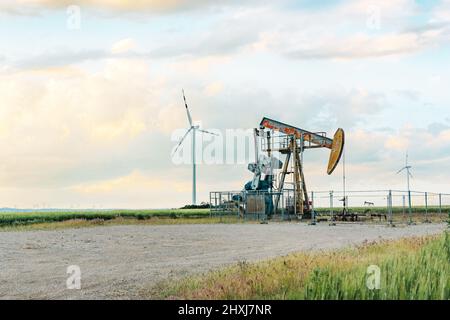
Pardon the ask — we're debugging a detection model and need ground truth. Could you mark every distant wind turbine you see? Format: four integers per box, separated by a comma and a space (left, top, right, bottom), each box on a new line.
397, 152, 414, 224
397, 152, 413, 193
172, 90, 218, 205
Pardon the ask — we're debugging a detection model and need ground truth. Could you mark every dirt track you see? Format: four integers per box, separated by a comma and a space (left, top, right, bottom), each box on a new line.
0, 222, 446, 299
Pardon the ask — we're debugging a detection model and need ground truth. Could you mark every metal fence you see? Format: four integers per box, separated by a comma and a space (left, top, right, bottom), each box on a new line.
210, 189, 450, 225
210, 190, 287, 221
310, 190, 449, 225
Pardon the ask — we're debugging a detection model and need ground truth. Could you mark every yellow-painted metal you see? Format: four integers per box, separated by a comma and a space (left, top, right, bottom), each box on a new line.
327, 128, 345, 175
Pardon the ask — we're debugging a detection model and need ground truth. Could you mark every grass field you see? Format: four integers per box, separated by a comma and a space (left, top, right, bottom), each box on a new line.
0, 205, 447, 230
161, 232, 449, 300
0, 209, 211, 230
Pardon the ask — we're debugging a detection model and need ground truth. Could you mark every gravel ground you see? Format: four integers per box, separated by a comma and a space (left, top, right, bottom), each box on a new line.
0, 222, 446, 299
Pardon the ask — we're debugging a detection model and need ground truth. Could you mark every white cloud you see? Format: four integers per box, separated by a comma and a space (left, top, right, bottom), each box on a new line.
1, 1, 450, 208
203, 82, 223, 97
0, 59, 176, 188
1, 0, 249, 14
5, 0, 449, 70
111, 38, 137, 54
71, 170, 190, 194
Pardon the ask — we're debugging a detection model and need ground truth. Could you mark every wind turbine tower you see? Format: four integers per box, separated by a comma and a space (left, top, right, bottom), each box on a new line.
397, 152, 413, 193
172, 90, 217, 205
397, 152, 413, 224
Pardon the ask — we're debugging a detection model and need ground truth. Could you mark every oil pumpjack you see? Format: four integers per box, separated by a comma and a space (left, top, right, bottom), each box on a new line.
241, 117, 345, 219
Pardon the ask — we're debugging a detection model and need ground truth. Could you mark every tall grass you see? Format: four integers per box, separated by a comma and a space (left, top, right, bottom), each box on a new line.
163, 233, 449, 300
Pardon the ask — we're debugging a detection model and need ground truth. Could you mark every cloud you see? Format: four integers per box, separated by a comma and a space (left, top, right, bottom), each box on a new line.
148, 12, 263, 58
111, 38, 137, 54
432, 0, 450, 23
316, 124, 450, 192
1, 0, 249, 15
238, 1, 450, 60
394, 89, 421, 101
4, 1, 450, 70
299, 88, 388, 130
427, 122, 450, 135
0, 59, 391, 194
7, 14, 261, 69
284, 23, 449, 60
1, 1, 450, 207
0, 58, 179, 189
71, 170, 190, 194
203, 82, 224, 97
285, 33, 418, 60
1, 60, 450, 207
385, 135, 410, 151
12, 49, 109, 69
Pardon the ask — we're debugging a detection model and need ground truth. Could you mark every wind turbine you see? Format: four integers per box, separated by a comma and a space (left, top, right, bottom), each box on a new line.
397, 152, 413, 192
397, 152, 413, 224
172, 90, 218, 205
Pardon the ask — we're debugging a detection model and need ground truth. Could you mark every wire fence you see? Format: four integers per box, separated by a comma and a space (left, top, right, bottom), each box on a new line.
309, 190, 449, 225
210, 189, 450, 225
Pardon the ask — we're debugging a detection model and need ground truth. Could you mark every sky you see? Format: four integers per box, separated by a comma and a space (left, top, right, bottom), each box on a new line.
0, 0, 450, 209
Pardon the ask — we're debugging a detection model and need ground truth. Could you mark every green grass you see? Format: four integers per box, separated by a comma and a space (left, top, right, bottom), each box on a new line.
0, 215, 244, 232
1, 205, 447, 230
0, 209, 210, 229
160, 232, 450, 300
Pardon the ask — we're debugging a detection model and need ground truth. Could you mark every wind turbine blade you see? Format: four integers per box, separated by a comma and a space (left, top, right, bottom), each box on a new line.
182, 89, 193, 127
172, 128, 192, 155
198, 129, 219, 136
397, 167, 406, 174
409, 172, 413, 179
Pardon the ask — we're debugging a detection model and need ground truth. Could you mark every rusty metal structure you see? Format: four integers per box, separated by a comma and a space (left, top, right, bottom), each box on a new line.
260, 117, 345, 217
210, 117, 345, 220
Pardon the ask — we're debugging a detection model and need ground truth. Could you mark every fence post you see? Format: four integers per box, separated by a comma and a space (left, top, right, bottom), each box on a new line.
219, 193, 223, 220
310, 191, 316, 225
237, 193, 241, 220
329, 191, 335, 225
408, 190, 413, 225
424, 192, 430, 223
439, 193, 442, 220
388, 190, 393, 226
402, 195, 406, 222
329, 191, 334, 215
